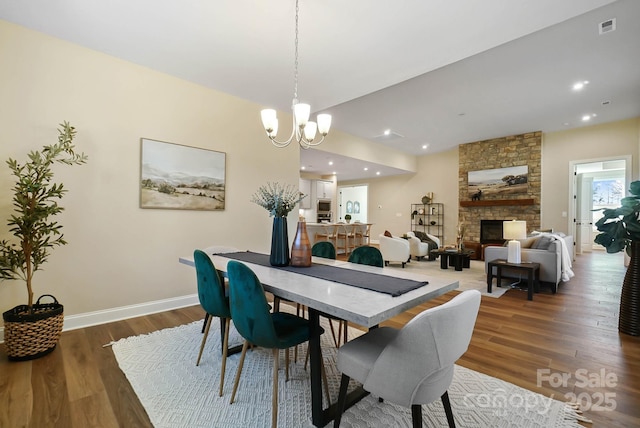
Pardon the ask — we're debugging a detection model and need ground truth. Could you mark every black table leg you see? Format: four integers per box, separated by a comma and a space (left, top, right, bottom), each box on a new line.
487, 263, 493, 293
308, 308, 369, 427
439, 254, 448, 269
527, 270, 534, 300
453, 255, 463, 271
308, 308, 323, 426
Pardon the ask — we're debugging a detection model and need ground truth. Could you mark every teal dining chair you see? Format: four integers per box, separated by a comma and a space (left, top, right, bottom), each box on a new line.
193, 249, 232, 397
312, 241, 337, 259
347, 245, 384, 268
227, 260, 319, 428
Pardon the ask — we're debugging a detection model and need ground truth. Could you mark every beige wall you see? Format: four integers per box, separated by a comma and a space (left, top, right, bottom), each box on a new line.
341, 148, 460, 243
0, 20, 307, 321
542, 118, 640, 233
342, 118, 640, 246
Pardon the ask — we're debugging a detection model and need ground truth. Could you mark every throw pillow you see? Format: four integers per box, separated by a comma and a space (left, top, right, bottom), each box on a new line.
384, 230, 393, 237
520, 236, 538, 248
532, 235, 553, 250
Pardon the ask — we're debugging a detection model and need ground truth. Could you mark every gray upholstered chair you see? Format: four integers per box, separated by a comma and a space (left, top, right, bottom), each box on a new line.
333, 290, 481, 428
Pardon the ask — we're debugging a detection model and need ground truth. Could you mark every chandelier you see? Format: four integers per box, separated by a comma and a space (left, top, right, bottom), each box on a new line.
260, 0, 332, 149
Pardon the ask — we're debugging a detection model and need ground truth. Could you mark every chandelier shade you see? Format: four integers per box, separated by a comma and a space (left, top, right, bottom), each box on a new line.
260, 0, 332, 149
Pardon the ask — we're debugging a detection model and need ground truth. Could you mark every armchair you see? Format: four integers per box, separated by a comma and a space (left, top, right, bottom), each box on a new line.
406, 231, 430, 260
378, 233, 410, 268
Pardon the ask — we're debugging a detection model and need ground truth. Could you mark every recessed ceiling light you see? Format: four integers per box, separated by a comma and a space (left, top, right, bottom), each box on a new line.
301, 166, 306, 170
328, 161, 333, 166
376, 171, 381, 176
363, 167, 368, 171
332, 171, 337, 175
572, 80, 589, 91
422, 144, 429, 150
383, 129, 391, 136
582, 115, 592, 121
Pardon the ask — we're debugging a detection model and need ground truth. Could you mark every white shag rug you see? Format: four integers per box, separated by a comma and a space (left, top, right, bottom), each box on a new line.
112, 316, 584, 428
385, 259, 511, 298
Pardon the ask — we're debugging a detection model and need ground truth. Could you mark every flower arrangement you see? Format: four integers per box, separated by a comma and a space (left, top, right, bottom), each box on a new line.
251, 182, 306, 217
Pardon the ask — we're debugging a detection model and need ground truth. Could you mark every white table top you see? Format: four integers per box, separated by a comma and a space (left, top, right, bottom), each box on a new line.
179, 253, 457, 328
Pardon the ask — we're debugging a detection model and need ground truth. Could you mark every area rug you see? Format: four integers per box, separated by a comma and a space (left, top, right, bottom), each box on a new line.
386, 259, 511, 298
112, 316, 584, 427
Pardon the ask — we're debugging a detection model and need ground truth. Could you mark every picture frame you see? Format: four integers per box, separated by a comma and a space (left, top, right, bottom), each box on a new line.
140, 138, 226, 210
468, 165, 528, 196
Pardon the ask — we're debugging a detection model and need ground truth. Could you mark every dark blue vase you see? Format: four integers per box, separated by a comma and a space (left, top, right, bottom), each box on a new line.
270, 217, 290, 266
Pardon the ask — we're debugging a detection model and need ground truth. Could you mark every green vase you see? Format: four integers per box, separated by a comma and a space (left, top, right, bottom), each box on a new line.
270, 217, 290, 266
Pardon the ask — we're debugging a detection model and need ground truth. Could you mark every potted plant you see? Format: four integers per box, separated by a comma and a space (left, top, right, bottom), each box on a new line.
594, 180, 640, 335
0, 122, 88, 360
344, 214, 352, 223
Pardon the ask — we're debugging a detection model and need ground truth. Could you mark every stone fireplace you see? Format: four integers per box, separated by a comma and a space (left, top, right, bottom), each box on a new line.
458, 132, 542, 243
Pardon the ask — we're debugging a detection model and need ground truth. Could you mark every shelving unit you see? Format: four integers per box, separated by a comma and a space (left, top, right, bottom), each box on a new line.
410, 203, 444, 243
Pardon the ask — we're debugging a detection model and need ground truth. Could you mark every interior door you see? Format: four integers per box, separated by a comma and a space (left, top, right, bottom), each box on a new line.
576, 174, 594, 254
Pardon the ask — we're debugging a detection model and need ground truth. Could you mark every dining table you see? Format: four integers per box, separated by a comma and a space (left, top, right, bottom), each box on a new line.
179, 251, 458, 427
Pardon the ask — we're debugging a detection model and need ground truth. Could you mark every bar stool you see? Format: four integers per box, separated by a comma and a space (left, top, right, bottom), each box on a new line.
336, 223, 355, 255
314, 224, 338, 247
355, 223, 372, 246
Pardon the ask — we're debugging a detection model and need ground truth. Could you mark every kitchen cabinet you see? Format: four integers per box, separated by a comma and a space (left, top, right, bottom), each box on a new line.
316, 180, 334, 200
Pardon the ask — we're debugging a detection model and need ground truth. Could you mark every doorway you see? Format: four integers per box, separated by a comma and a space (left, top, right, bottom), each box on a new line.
569, 156, 630, 255
337, 185, 368, 223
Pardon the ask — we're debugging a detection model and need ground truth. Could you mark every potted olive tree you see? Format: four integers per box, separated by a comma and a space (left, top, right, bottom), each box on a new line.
0, 122, 87, 360
594, 180, 640, 336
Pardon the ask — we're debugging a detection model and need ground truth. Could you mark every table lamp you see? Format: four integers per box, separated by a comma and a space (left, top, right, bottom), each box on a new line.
503, 220, 527, 263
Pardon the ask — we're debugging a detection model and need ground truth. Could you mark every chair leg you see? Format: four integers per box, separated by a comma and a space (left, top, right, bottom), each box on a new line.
441, 391, 456, 428
218, 318, 230, 397
230, 340, 250, 404
201, 313, 210, 333
411, 404, 422, 428
196, 314, 213, 366
334, 373, 350, 428
342, 320, 348, 344
328, 318, 340, 348
272, 348, 279, 428
285, 347, 290, 381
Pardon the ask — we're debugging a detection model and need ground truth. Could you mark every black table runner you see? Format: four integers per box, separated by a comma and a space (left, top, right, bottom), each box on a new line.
217, 251, 427, 297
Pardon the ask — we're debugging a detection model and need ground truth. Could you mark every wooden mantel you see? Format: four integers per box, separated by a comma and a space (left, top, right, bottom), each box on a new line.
460, 198, 535, 207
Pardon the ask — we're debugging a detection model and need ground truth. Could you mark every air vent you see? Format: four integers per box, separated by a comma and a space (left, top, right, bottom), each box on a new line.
599, 18, 616, 35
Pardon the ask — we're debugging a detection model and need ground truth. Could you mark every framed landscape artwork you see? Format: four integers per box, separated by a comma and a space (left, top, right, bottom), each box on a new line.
468, 165, 528, 196
140, 138, 226, 210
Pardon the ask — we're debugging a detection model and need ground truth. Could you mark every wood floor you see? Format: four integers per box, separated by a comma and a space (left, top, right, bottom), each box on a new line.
1, 250, 639, 427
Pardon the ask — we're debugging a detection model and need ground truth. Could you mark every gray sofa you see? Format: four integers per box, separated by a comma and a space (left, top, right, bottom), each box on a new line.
484, 234, 574, 292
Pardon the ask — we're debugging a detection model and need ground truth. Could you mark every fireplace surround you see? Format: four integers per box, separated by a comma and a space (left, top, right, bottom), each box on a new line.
480, 220, 507, 245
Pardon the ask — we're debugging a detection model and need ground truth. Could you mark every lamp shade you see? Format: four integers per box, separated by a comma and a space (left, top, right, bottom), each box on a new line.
503, 220, 527, 240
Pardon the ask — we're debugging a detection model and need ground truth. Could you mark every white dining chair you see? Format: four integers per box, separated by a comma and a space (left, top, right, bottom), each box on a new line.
333, 290, 481, 427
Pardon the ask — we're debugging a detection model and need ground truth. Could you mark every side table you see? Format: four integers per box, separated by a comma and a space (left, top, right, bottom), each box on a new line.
430, 249, 475, 271
487, 259, 541, 301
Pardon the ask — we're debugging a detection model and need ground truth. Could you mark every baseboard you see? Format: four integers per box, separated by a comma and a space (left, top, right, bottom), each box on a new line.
0, 294, 199, 343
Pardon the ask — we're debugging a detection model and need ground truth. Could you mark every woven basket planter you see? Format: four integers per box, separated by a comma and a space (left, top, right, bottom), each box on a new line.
2, 294, 64, 361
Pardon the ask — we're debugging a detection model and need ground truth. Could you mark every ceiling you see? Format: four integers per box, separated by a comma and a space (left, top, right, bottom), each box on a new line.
2, 0, 639, 181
